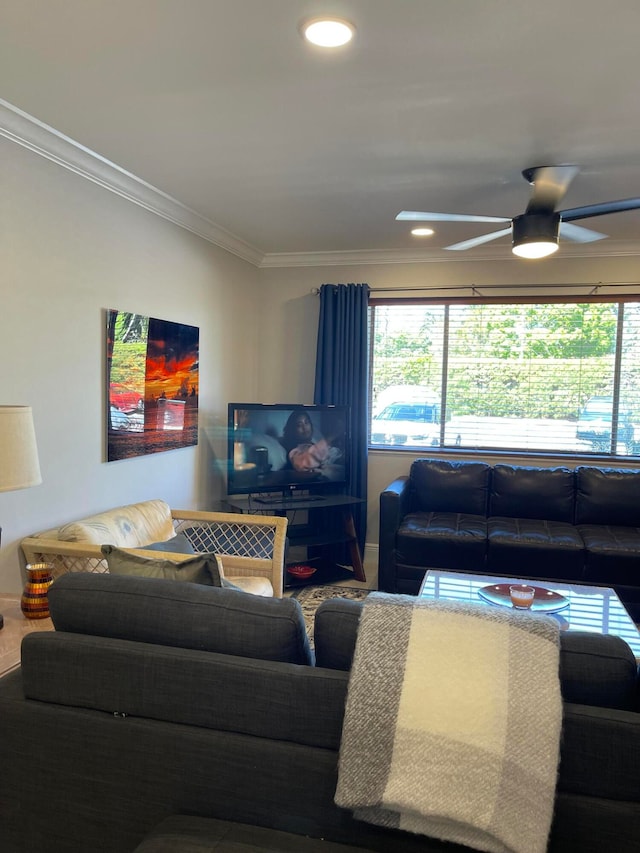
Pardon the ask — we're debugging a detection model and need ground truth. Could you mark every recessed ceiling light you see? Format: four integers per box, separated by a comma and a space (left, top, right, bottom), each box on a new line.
301, 17, 355, 47
411, 227, 435, 237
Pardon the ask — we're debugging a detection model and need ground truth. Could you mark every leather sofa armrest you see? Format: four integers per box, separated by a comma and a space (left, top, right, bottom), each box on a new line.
378, 476, 412, 592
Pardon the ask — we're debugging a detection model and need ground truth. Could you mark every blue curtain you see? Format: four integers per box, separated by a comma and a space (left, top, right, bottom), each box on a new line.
314, 283, 370, 550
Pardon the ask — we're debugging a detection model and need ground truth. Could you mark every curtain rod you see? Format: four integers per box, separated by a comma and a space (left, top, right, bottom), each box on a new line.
312, 281, 640, 295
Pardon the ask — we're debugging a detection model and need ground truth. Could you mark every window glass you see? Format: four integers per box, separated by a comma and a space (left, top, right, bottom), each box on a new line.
370, 299, 640, 457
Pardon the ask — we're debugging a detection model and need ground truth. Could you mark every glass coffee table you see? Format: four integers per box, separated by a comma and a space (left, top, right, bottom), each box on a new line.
419, 569, 640, 659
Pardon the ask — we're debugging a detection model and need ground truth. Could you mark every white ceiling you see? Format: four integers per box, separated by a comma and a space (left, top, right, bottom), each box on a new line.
2, 0, 640, 265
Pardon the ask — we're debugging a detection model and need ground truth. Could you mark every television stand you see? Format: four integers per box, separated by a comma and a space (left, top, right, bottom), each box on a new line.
225, 493, 366, 588
252, 494, 326, 506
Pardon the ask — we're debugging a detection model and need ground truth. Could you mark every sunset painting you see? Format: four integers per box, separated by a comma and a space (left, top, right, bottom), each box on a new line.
106, 309, 199, 461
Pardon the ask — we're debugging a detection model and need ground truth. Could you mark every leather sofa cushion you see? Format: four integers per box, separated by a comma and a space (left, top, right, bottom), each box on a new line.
410, 459, 490, 515
489, 464, 575, 522
487, 517, 585, 579
488, 517, 584, 548
576, 466, 640, 526
397, 511, 487, 569
579, 525, 640, 585
49, 572, 313, 665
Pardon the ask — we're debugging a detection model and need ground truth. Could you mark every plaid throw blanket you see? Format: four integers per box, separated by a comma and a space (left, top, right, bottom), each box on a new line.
335, 593, 562, 853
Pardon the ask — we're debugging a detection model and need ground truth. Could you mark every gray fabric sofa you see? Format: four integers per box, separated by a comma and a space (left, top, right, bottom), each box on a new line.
379, 459, 640, 619
0, 574, 638, 853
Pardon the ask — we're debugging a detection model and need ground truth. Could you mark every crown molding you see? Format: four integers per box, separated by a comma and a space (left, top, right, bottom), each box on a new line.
2, 99, 639, 271
0, 98, 264, 267
260, 241, 640, 268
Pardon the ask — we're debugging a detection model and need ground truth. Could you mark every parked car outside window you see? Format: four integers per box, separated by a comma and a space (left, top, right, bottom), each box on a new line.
576, 395, 637, 453
370, 400, 441, 447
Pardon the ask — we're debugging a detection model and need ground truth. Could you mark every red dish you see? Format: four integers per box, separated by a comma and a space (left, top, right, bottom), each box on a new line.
287, 564, 317, 580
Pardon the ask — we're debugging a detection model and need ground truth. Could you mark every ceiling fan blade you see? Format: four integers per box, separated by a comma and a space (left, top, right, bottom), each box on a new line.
560, 197, 640, 222
524, 165, 580, 214
396, 210, 510, 224
559, 222, 608, 243
444, 227, 513, 251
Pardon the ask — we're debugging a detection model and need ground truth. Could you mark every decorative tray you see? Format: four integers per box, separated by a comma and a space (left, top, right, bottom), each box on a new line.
478, 583, 569, 613
287, 564, 317, 580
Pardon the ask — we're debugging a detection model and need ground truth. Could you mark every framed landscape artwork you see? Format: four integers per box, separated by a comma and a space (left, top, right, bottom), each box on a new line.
106, 309, 199, 461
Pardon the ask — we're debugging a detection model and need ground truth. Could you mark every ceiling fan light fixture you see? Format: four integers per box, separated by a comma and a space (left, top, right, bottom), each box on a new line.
301, 17, 355, 47
512, 241, 559, 259
411, 227, 434, 237
511, 213, 560, 259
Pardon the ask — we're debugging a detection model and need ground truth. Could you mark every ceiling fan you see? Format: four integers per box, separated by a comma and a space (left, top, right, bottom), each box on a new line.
396, 165, 640, 258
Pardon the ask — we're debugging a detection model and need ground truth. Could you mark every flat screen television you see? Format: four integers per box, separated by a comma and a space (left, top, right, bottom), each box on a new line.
227, 402, 350, 498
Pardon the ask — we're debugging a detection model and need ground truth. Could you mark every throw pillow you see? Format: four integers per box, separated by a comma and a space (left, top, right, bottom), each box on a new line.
143, 531, 196, 555
101, 544, 223, 586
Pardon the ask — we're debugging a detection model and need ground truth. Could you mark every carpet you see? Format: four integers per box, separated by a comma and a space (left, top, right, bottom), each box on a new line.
289, 584, 371, 642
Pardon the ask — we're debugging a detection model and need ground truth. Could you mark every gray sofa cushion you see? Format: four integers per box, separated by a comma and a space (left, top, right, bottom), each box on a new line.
21, 633, 344, 747
133, 815, 379, 852
314, 598, 363, 671
314, 599, 639, 711
49, 573, 313, 665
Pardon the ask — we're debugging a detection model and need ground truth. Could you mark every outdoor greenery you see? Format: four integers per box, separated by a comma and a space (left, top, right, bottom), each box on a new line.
371, 301, 640, 421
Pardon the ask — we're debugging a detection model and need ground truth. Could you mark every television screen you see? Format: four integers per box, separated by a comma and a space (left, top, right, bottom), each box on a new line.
227, 403, 350, 496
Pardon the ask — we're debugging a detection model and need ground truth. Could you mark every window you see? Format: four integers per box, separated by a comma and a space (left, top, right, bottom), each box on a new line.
369, 299, 640, 457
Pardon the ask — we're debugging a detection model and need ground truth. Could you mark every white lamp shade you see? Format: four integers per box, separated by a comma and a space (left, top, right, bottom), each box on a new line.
0, 406, 42, 492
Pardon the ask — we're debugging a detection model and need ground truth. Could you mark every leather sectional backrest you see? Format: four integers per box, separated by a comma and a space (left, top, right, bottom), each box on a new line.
489, 464, 575, 522
576, 466, 640, 526
410, 459, 490, 515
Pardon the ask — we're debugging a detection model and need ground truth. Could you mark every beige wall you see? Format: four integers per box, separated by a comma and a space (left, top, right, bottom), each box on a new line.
0, 137, 260, 593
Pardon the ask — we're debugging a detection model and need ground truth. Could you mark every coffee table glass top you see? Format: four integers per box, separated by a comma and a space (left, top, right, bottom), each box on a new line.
420, 570, 640, 659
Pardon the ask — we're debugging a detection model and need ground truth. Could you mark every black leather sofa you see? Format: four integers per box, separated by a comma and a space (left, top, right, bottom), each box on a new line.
379, 459, 640, 619
0, 573, 638, 853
